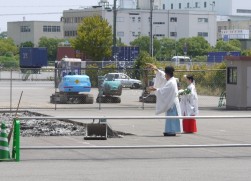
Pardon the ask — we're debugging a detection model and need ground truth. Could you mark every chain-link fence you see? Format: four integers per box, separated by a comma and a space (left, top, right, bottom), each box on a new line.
0, 67, 226, 110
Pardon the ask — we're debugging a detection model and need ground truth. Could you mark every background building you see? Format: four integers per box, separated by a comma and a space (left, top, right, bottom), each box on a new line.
7, 21, 63, 46
163, 0, 251, 17
217, 20, 251, 39
63, 7, 216, 46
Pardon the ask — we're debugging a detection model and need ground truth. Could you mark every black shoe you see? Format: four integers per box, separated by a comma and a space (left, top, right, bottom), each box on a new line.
163, 132, 176, 136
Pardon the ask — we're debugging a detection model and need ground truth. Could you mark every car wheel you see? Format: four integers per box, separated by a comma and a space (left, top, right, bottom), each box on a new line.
131, 83, 140, 89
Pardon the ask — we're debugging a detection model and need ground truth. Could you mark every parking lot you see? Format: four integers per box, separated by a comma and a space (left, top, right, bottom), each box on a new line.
1, 70, 251, 181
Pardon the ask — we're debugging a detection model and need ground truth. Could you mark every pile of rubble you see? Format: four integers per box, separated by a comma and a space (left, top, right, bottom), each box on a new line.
0, 111, 86, 137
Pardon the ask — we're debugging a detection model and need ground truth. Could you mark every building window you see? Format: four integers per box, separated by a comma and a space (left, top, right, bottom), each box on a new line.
195, 2, 199, 8
187, 3, 190, 8
227, 67, 237, 84
163, 4, 165, 10
65, 31, 77, 37
154, 34, 165, 37
43, 26, 47, 32
132, 17, 135, 22
198, 18, 208, 23
138, 17, 141, 22
170, 32, 177, 37
20, 26, 30, 32
43, 26, 61, 32
117, 32, 124, 37
64, 31, 77, 36
48, 26, 52, 32
204, 2, 207, 8
218, 26, 222, 33
170, 17, 177, 22
237, 9, 251, 14
179, 3, 181, 9
52, 26, 56, 32
198, 32, 208, 37
171, 3, 173, 9
153, 22, 165, 24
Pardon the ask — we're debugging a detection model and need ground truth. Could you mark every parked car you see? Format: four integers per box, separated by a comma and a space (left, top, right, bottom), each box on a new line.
104, 73, 142, 89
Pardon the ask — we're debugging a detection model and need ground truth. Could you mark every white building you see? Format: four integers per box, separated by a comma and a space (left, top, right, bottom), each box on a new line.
221, 29, 249, 40
63, 7, 217, 46
217, 20, 251, 39
136, 0, 165, 10
163, 0, 251, 17
119, 0, 137, 9
7, 21, 64, 46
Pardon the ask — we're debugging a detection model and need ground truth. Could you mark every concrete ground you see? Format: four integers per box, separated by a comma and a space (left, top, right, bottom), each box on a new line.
1, 107, 251, 181
1, 80, 251, 181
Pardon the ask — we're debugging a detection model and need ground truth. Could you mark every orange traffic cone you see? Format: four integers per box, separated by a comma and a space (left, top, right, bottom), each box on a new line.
0, 122, 10, 160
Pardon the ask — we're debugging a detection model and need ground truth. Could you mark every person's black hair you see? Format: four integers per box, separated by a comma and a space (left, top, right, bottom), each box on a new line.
165, 66, 174, 77
186, 75, 194, 82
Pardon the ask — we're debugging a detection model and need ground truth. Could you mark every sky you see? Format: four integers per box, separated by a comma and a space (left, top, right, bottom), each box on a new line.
0, 0, 114, 32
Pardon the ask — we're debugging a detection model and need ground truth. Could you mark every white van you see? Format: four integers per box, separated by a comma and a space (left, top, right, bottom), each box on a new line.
171, 56, 191, 65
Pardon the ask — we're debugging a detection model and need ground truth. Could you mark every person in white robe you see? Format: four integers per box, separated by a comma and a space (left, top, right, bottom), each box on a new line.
179, 75, 198, 133
147, 64, 183, 136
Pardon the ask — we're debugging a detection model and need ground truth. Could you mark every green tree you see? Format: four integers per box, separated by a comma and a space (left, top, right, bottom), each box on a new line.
130, 36, 160, 56
177, 37, 211, 57
0, 31, 7, 39
242, 49, 251, 56
38, 37, 65, 61
0, 38, 18, 56
133, 51, 157, 87
71, 15, 112, 61
20, 41, 34, 47
155, 38, 176, 60
214, 40, 241, 52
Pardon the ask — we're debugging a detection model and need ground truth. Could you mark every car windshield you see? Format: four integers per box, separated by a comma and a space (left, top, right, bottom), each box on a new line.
105, 74, 115, 81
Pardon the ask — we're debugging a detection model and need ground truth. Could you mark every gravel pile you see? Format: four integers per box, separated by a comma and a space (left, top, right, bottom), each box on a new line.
0, 111, 125, 138
0, 111, 86, 137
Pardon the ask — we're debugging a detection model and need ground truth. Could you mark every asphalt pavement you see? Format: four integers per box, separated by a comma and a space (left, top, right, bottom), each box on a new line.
1, 107, 251, 181
1, 77, 251, 181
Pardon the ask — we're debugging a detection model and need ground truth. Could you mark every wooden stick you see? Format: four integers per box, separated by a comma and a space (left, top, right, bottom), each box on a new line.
8, 91, 23, 143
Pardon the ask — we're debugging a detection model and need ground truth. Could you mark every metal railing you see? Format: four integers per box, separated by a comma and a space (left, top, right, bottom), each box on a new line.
17, 115, 251, 150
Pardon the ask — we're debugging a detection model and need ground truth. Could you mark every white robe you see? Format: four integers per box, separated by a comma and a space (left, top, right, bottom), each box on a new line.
154, 70, 181, 115
154, 70, 183, 133
180, 83, 199, 116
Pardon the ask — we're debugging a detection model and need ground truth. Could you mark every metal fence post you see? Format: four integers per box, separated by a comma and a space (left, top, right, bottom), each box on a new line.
12, 118, 20, 162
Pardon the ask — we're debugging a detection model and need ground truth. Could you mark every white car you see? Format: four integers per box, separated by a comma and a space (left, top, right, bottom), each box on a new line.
104, 73, 142, 89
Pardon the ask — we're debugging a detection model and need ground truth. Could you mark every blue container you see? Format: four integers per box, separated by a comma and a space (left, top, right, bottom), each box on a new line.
207, 51, 241, 63
19, 48, 48, 68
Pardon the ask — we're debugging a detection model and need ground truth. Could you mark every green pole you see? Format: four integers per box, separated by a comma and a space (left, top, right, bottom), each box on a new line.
12, 119, 20, 162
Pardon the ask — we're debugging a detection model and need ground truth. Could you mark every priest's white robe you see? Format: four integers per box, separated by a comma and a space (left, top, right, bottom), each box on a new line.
154, 70, 183, 133
180, 83, 199, 116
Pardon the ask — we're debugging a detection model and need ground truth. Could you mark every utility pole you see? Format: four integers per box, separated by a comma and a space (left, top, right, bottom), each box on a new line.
113, 0, 117, 66
149, 0, 154, 57
113, 0, 117, 48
